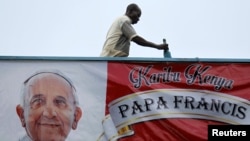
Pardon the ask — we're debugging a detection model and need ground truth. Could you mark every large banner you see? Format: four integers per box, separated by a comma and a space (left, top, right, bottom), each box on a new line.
0, 59, 250, 141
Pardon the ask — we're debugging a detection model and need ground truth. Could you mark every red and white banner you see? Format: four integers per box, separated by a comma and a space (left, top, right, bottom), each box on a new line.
99, 62, 250, 141
0, 59, 249, 141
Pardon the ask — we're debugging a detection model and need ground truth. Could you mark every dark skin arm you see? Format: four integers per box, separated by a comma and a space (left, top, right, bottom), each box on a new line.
132, 36, 169, 50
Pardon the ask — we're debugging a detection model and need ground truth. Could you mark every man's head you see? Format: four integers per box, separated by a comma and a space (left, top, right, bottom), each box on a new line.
16, 71, 82, 141
125, 3, 141, 24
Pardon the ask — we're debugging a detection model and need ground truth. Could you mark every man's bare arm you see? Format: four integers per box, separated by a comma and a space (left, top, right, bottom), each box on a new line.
132, 36, 169, 50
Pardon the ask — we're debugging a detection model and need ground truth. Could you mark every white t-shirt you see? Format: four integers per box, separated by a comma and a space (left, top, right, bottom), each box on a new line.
100, 15, 137, 57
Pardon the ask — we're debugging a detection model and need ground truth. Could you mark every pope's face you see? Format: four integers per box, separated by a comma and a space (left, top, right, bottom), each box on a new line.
22, 73, 79, 141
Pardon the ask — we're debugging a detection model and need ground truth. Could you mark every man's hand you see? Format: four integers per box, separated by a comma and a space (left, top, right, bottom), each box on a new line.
156, 43, 169, 50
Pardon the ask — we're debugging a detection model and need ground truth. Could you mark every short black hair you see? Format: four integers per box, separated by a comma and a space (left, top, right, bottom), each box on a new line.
126, 3, 140, 13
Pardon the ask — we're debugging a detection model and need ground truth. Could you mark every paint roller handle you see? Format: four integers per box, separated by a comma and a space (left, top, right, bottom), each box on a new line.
163, 38, 172, 58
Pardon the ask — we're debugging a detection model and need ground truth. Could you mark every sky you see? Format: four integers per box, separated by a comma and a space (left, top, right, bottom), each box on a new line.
0, 0, 249, 59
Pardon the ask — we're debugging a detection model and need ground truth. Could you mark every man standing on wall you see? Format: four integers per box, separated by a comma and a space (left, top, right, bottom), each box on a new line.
100, 3, 169, 57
